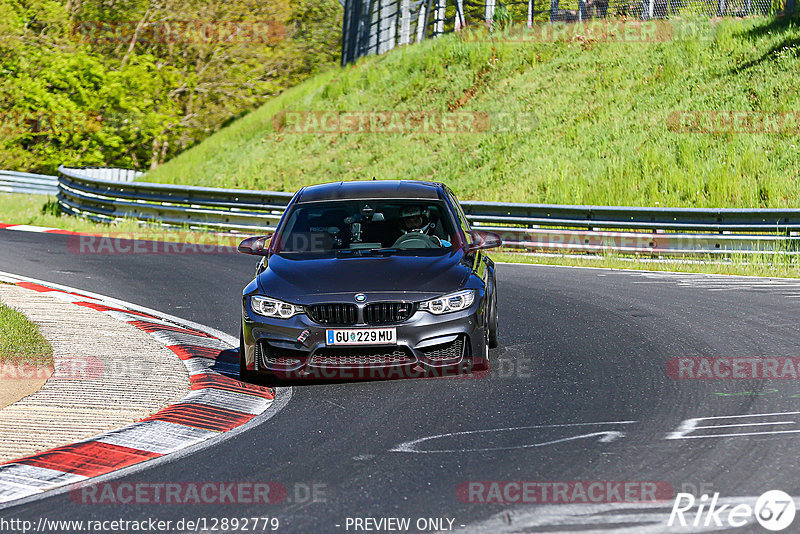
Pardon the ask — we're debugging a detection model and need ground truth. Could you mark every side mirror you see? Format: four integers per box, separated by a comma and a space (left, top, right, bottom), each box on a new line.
238, 235, 272, 256
467, 230, 502, 251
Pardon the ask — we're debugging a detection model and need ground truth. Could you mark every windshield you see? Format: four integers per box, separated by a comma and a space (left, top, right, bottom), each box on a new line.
275, 200, 457, 254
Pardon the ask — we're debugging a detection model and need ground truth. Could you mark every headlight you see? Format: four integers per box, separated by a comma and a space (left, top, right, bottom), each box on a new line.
251, 295, 303, 319
419, 289, 476, 315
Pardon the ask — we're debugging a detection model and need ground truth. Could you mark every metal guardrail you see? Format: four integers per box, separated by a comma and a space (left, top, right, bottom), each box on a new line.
0, 170, 59, 196
459, 201, 800, 233
52, 166, 800, 256
58, 166, 293, 232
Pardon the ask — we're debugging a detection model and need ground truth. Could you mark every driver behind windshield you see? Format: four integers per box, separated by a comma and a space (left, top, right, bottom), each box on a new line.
389, 206, 451, 248
396, 206, 440, 246
278, 201, 453, 252
400, 206, 430, 233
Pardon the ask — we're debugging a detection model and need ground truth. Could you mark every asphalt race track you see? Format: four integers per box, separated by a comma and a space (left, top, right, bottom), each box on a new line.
2, 228, 800, 533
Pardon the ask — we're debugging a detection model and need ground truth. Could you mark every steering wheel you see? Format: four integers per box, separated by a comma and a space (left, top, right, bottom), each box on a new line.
392, 232, 440, 249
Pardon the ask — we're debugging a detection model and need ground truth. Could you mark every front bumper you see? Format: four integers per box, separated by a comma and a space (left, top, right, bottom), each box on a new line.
242, 301, 486, 380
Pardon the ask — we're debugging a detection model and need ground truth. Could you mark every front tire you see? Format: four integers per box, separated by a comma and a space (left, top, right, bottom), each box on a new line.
471, 329, 491, 372
488, 284, 499, 348
239, 325, 256, 383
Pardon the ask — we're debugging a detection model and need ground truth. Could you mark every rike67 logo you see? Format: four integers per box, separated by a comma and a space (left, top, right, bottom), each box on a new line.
669, 490, 796, 531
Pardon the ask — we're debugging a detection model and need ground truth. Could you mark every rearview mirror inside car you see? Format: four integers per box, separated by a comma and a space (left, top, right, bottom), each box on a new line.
467, 230, 502, 251
238, 235, 272, 256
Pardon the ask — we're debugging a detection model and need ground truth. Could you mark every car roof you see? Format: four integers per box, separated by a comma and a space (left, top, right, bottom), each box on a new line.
294, 180, 445, 203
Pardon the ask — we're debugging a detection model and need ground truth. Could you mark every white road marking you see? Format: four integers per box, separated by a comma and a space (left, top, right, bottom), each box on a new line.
391, 422, 636, 453
667, 412, 800, 440
625, 272, 800, 299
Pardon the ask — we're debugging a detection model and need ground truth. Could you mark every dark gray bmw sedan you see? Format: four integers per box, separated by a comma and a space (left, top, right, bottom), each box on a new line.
238, 180, 500, 381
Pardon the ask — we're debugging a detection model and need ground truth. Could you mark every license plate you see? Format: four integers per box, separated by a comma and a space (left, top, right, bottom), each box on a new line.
326, 328, 397, 346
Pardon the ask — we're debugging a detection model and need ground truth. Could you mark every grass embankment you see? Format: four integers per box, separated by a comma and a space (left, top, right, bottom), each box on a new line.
143, 16, 800, 208
0, 296, 54, 408
0, 299, 52, 366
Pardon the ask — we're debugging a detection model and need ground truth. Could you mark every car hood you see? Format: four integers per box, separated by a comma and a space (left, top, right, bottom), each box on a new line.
256, 251, 471, 304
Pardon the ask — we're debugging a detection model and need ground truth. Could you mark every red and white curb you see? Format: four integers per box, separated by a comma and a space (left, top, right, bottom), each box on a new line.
0, 272, 289, 507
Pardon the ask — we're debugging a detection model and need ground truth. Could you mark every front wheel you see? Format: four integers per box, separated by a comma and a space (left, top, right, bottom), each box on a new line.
239, 325, 256, 383
471, 329, 491, 372
488, 285, 499, 348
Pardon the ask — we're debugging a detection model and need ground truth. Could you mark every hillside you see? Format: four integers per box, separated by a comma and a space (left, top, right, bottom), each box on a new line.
146, 16, 800, 208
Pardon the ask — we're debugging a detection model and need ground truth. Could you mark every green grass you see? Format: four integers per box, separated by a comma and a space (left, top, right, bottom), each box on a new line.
495, 252, 800, 278
0, 194, 146, 234
143, 15, 800, 207
0, 193, 242, 245
0, 299, 53, 366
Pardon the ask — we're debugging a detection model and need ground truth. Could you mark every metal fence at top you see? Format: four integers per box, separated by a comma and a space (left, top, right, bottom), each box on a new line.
53, 167, 800, 256
341, 0, 792, 64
